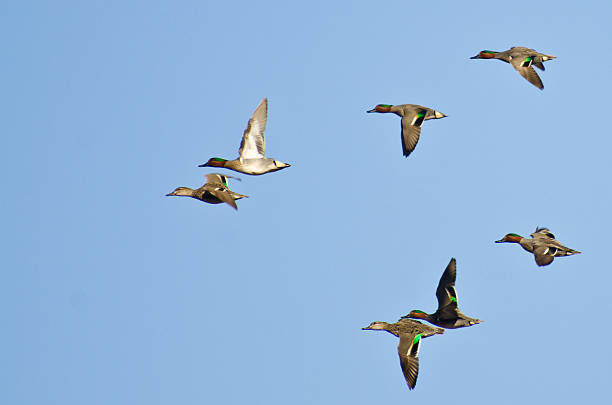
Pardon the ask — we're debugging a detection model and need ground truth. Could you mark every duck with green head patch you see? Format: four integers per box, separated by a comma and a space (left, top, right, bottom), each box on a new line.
366, 103, 446, 157
495, 227, 581, 266
198, 98, 291, 175
470, 46, 556, 89
362, 318, 444, 390
166, 173, 248, 210
402, 258, 482, 329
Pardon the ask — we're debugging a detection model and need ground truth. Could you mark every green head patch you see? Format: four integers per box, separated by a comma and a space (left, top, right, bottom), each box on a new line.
212, 158, 227, 162
483, 50, 496, 54
378, 104, 392, 108
411, 310, 426, 314
508, 233, 521, 237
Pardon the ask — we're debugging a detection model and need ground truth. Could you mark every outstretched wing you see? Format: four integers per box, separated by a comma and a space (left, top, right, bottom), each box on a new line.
435, 258, 460, 320
397, 333, 421, 390
533, 245, 555, 266
238, 98, 267, 159
510, 58, 544, 89
208, 188, 238, 210
531, 227, 556, 239
400, 110, 426, 157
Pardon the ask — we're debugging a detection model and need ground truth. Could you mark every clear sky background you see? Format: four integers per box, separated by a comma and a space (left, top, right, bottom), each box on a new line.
2, 0, 611, 403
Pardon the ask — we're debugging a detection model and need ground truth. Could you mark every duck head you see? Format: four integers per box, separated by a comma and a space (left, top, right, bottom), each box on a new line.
495, 233, 523, 243
470, 50, 497, 59
198, 157, 227, 168
367, 104, 393, 113
362, 321, 389, 330
404, 310, 429, 320
166, 187, 194, 197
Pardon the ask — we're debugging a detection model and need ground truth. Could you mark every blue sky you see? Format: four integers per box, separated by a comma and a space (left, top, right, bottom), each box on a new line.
2, 0, 611, 403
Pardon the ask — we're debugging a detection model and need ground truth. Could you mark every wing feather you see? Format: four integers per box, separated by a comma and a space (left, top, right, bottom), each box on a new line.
238, 98, 267, 159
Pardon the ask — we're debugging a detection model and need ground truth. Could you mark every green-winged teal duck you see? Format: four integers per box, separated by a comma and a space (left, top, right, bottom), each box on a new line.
166, 173, 247, 210
495, 227, 581, 266
366, 104, 446, 157
402, 258, 482, 329
199, 98, 291, 175
363, 318, 444, 390
470, 47, 556, 90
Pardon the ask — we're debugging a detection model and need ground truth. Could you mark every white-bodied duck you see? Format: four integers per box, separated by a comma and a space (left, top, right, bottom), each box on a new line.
199, 98, 291, 175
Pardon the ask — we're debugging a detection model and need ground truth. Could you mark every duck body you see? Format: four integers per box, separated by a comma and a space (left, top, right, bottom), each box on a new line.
403, 258, 482, 329
362, 318, 444, 390
470, 47, 556, 89
366, 103, 446, 157
495, 227, 581, 266
166, 173, 247, 210
201, 156, 289, 175
199, 98, 290, 175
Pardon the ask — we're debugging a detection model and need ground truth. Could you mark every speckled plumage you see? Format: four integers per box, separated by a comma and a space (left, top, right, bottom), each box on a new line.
362, 319, 444, 390
166, 173, 247, 210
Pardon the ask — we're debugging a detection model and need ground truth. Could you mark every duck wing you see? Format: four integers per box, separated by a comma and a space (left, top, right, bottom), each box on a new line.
530, 227, 556, 239
435, 258, 460, 320
207, 187, 238, 210
238, 98, 267, 159
397, 332, 421, 390
533, 245, 555, 266
400, 110, 427, 157
510, 57, 544, 89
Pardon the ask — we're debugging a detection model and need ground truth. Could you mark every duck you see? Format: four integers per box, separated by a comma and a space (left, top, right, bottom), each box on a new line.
495, 227, 581, 266
366, 104, 446, 157
470, 47, 556, 90
166, 173, 247, 210
362, 318, 444, 390
402, 258, 482, 329
198, 98, 291, 175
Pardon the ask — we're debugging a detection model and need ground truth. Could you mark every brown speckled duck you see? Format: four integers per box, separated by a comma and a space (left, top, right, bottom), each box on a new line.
362, 318, 444, 390
166, 173, 247, 210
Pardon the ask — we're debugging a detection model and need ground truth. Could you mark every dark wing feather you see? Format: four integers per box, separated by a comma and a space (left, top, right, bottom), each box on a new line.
400, 115, 422, 157
533, 246, 554, 266
434, 258, 461, 320
511, 59, 544, 89
209, 188, 238, 210
435, 258, 457, 309
397, 334, 420, 390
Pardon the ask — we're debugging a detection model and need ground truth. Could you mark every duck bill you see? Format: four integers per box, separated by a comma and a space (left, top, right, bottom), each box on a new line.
366, 108, 376, 113
197, 163, 209, 167
470, 55, 479, 59
494, 239, 505, 243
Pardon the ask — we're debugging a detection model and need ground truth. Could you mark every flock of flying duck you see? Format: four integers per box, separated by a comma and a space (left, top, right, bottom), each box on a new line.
167, 46, 580, 390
